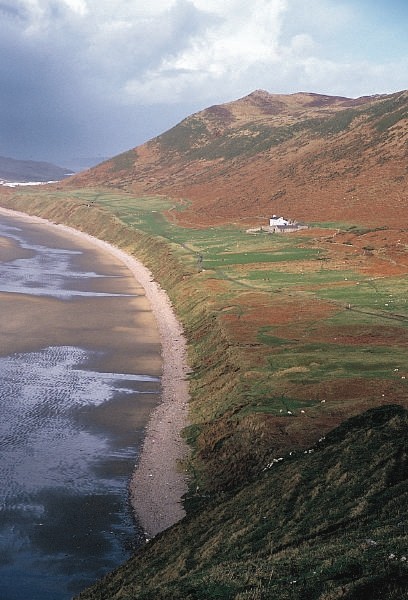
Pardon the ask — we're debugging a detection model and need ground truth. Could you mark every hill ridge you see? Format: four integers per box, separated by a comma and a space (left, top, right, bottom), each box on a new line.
0, 155, 73, 183
67, 88, 408, 228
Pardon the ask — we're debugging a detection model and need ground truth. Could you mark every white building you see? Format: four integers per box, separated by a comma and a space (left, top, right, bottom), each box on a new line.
269, 215, 289, 227
246, 215, 307, 235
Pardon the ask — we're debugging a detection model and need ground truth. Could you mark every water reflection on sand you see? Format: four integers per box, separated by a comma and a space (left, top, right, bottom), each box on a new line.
0, 214, 161, 599
0, 221, 134, 298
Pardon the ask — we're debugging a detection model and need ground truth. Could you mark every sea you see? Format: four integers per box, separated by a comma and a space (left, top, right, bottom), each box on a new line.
0, 212, 161, 599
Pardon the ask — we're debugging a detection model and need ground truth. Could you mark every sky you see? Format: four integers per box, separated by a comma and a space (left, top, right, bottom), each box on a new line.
0, 0, 407, 169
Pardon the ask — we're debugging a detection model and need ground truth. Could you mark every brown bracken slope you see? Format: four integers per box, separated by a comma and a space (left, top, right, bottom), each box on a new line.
68, 89, 408, 228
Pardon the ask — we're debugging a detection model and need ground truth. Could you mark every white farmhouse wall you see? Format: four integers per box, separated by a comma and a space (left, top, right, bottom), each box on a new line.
269, 215, 289, 227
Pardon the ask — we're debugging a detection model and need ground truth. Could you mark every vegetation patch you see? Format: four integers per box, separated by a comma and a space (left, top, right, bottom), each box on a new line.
110, 149, 136, 172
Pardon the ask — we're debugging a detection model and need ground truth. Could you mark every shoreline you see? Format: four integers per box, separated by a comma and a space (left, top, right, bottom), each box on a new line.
0, 206, 190, 539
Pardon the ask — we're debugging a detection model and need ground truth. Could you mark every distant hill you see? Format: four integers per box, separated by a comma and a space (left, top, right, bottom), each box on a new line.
0, 156, 73, 183
68, 89, 408, 228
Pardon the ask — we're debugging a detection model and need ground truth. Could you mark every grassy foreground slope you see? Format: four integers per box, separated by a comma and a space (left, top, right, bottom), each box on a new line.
77, 404, 408, 600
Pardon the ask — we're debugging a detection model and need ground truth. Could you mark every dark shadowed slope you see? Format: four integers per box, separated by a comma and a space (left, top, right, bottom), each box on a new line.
77, 405, 408, 600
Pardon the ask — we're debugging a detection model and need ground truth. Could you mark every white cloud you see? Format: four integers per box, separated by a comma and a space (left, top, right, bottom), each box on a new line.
287, 34, 318, 57
7, 0, 406, 107
115, 0, 405, 105
62, 0, 88, 16
123, 0, 288, 103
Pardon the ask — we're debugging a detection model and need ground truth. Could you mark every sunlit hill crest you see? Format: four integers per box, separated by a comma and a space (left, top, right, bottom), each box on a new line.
69, 88, 408, 228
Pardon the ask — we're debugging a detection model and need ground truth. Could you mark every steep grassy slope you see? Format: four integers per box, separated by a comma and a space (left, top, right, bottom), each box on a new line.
68, 89, 408, 227
77, 404, 408, 600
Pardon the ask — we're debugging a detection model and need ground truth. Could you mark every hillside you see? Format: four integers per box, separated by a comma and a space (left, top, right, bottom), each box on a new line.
68, 89, 408, 227
0, 155, 73, 183
77, 404, 408, 600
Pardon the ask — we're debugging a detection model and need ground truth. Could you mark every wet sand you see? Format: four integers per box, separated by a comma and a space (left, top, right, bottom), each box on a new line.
0, 207, 190, 538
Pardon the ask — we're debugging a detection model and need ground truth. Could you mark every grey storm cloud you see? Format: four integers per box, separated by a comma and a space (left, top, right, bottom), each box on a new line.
0, 0, 219, 166
0, 3, 24, 19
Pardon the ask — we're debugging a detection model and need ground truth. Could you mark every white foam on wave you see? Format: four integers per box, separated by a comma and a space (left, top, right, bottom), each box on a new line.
0, 180, 59, 187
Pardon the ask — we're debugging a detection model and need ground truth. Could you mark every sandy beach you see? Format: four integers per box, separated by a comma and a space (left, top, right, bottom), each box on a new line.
0, 206, 190, 539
